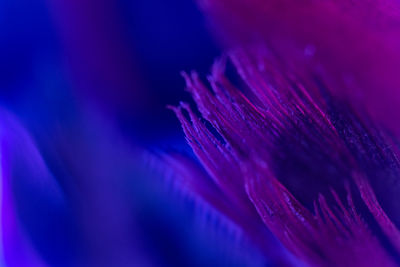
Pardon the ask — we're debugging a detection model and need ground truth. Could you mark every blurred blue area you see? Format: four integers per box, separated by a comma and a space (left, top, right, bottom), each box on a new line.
0, 0, 220, 147
0, 0, 249, 266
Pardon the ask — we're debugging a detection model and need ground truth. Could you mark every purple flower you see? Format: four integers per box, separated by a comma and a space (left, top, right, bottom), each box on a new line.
170, 3, 400, 261
171, 55, 400, 265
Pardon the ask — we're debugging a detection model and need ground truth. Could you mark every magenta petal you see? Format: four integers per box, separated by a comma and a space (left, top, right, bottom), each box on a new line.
172, 53, 400, 265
